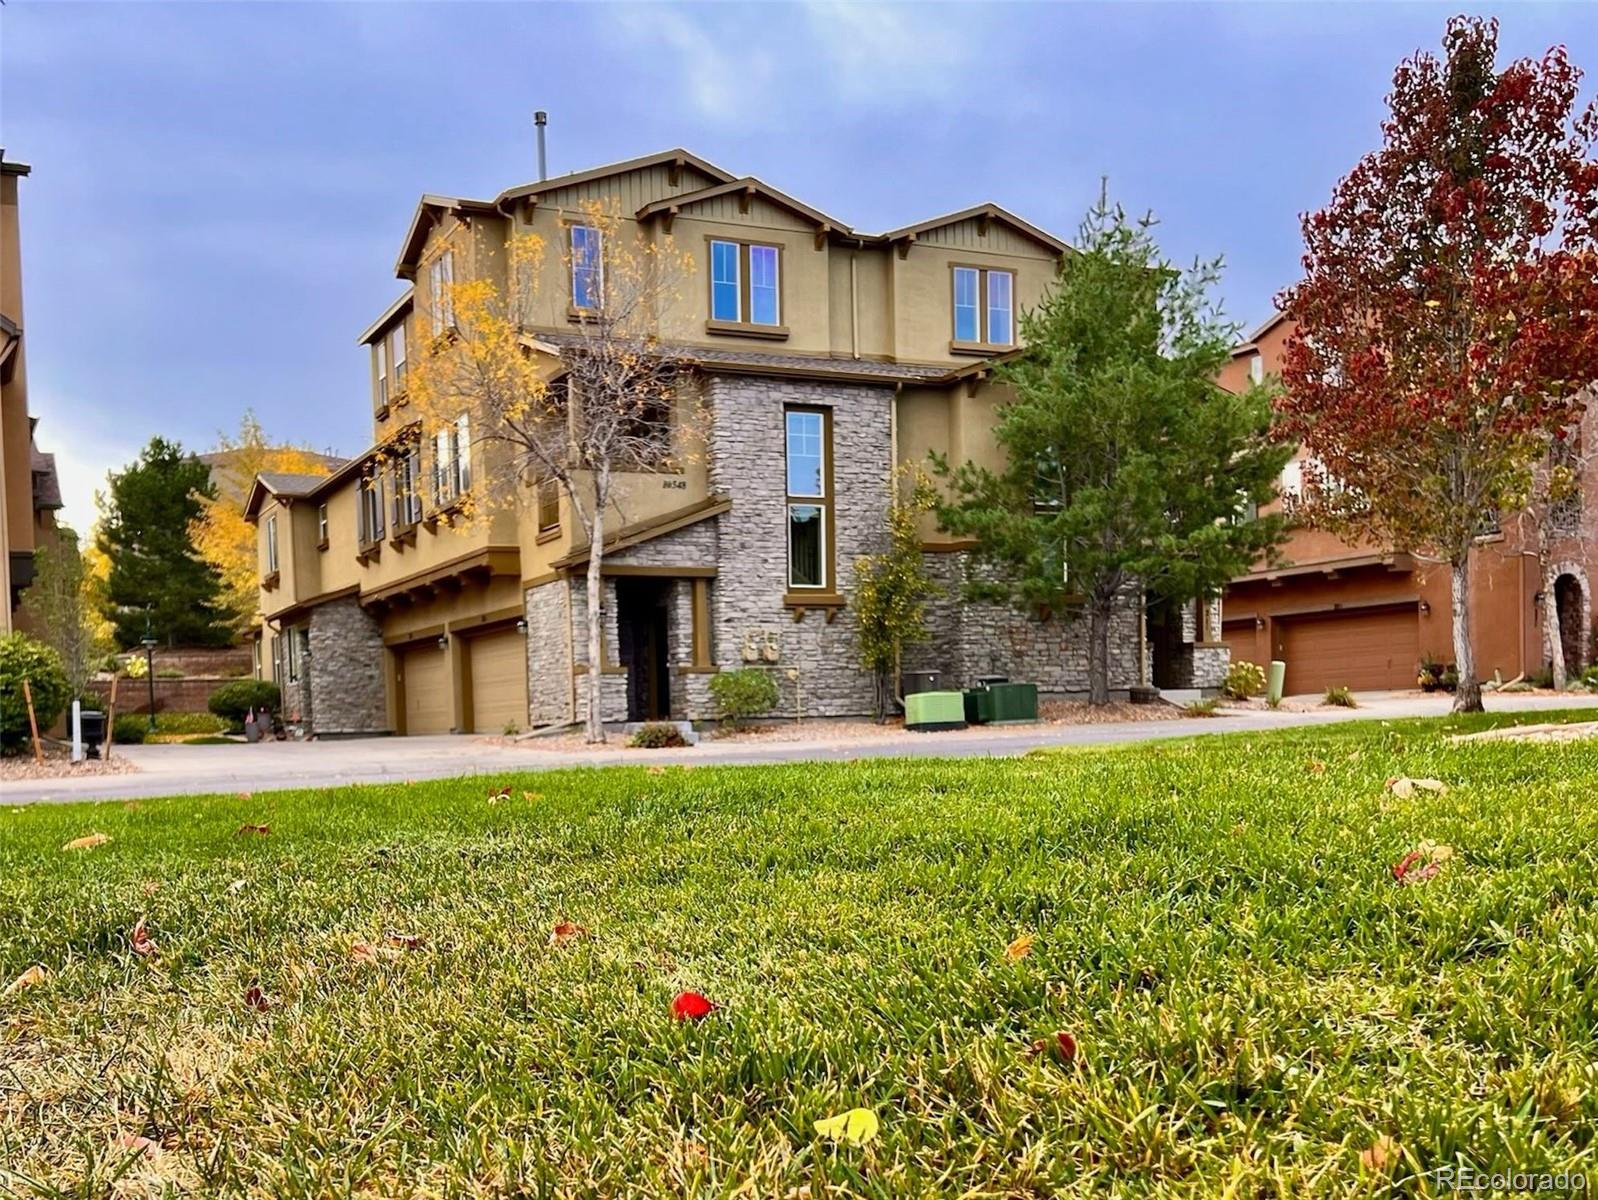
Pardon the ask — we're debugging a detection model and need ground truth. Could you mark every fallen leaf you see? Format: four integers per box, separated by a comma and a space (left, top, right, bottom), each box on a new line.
813, 1107, 880, 1146
114, 1133, 157, 1154
236, 792, 252, 801
63, 832, 110, 851
350, 940, 401, 965
1306, 758, 1327, 775
648, 766, 667, 776
122, 801, 141, 812
141, 880, 163, 897
676, 1139, 709, 1168
1005, 933, 1036, 962
488, 785, 511, 804
227, 878, 247, 894
549, 920, 587, 947
671, 990, 716, 1021
130, 919, 157, 957
384, 930, 424, 950
244, 983, 271, 1012
1360, 1134, 1400, 1171
1386, 776, 1448, 800
236, 823, 270, 836
1393, 841, 1453, 886
1413, 778, 1448, 794
1027, 1030, 1078, 1063
3, 964, 48, 997
523, 791, 543, 801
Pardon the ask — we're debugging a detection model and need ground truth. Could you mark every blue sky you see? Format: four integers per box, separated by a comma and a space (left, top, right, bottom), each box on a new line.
3, 2, 1594, 530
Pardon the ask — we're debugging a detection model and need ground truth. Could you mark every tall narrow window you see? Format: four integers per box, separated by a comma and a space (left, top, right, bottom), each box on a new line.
571, 225, 602, 310
429, 251, 454, 334
537, 478, 560, 532
952, 267, 980, 343
358, 475, 385, 544
265, 513, 279, 575
986, 270, 1013, 346
316, 504, 328, 546
952, 266, 1015, 347
785, 408, 829, 590
375, 340, 388, 410
392, 323, 407, 392
749, 244, 779, 326
454, 413, 472, 492
710, 240, 740, 321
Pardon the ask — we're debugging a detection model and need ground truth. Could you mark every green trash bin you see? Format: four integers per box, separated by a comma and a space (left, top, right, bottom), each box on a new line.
963, 687, 996, 725
905, 690, 968, 732
987, 682, 1039, 724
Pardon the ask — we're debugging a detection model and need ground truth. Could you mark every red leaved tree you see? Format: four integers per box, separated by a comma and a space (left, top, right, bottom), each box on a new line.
1277, 16, 1598, 712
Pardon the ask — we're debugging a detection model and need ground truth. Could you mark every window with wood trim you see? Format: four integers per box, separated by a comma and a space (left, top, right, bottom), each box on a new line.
358, 474, 385, 545
428, 251, 454, 335
536, 478, 561, 533
433, 414, 471, 505
391, 322, 407, 395
375, 339, 389, 411
951, 265, 1015, 347
785, 407, 831, 590
265, 513, 279, 575
709, 239, 782, 327
570, 225, 602, 311
316, 504, 328, 546
391, 442, 423, 528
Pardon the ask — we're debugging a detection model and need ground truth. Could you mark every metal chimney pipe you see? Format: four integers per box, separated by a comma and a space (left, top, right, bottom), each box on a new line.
534, 111, 548, 181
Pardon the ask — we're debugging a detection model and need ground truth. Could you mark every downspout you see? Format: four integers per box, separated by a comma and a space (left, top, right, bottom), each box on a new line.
850, 248, 860, 360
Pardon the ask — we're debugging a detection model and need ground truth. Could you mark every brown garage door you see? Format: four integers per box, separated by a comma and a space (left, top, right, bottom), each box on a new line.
1221, 619, 1265, 671
400, 642, 451, 735
1278, 605, 1420, 695
467, 628, 528, 734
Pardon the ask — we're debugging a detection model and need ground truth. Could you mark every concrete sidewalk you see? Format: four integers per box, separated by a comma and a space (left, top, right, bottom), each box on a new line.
7, 691, 1597, 806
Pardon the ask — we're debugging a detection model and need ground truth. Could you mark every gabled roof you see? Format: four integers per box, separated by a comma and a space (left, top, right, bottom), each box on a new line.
1231, 308, 1293, 357
243, 472, 337, 521
357, 288, 414, 345
494, 147, 736, 209
636, 177, 852, 236
395, 195, 499, 280
879, 203, 1070, 255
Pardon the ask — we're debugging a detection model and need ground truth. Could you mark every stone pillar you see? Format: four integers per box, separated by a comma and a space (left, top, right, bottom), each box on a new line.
307, 596, 389, 736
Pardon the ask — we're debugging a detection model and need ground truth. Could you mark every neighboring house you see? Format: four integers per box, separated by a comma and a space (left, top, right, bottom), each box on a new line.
1219, 310, 1596, 694
1, 151, 63, 633
247, 147, 1219, 737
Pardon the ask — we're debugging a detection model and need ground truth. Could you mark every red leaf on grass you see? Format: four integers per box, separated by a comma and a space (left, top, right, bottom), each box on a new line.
385, 930, 424, 950
1391, 850, 1422, 882
236, 823, 270, 836
549, 921, 587, 947
244, 983, 271, 1012
1027, 1030, 1079, 1063
672, 990, 716, 1021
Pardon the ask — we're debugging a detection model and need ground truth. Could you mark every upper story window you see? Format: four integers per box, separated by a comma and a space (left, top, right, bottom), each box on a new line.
1249, 352, 1264, 386
265, 513, 279, 576
316, 504, 328, 547
537, 478, 560, 534
428, 251, 454, 335
434, 414, 472, 505
391, 322, 407, 393
358, 474, 385, 545
785, 408, 830, 590
570, 225, 603, 311
709, 240, 781, 328
375, 340, 389, 411
951, 266, 1016, 349
391, 442, 423, 527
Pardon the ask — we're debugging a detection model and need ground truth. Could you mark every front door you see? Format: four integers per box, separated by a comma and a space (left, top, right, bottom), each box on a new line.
616, 579, 671, 721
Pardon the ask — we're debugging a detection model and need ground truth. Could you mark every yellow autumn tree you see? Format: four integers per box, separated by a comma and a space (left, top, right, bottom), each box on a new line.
407, 202, 704, 743
190, 411, 338, 632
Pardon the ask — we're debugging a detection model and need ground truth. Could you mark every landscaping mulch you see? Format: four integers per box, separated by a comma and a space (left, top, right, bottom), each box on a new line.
0, 744, 141, 782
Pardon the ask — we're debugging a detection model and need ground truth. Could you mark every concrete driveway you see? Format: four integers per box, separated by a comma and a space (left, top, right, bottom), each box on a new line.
7, 691, 1597, 806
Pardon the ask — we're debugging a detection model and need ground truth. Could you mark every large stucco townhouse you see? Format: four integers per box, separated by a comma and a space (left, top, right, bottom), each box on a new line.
245, 148, 1225, 737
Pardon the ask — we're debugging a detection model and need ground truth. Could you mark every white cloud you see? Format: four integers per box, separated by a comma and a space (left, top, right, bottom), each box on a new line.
800, 1, 972, 103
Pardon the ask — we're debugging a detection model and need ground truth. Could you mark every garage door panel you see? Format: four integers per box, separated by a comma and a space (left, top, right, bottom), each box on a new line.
401, 644, 450, 735
1280, 607, 1419, 695
468, 629, 529, 734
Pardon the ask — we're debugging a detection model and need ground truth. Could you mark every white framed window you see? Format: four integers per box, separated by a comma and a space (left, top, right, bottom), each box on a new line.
286, 627, 303, 683
570, 225, 602, 310
709, 240, 781, 326
433, 414, 471, 504
428, 250, 454, 334
710, 240, 740, 321
952, 266, 1015, 346
1249, 353, 1264, 386
986, 270, 1013, 346
392, 444, 423, 526
358, 475, 385, 544
375, 339, 388, 409
265, 513, 279, 574
1280, 459, 1304, 497
316, 504, 328, 545
785, 408, 829, 590
392, 322, 407, 392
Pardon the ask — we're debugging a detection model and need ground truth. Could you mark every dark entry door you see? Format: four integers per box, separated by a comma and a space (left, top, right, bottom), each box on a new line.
616, 579, 671, 721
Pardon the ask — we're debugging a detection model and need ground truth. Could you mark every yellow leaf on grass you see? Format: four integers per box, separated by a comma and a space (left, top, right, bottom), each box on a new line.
814, 1108, 879, 1145
3, 964, 48, 997
1005, 933, 1036, 962
1360, 1134, 1400, 1171
63, 832, 110, 851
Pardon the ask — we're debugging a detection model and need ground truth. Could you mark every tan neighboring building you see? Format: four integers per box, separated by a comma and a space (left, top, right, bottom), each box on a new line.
2, 151, 63, 633
1219, 311, 1595, 695
248, 147, 1223, 736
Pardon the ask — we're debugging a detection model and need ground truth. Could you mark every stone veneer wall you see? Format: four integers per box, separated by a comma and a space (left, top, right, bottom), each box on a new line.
525, 579, 573, 727
906, 553, 1146, 699
307, 596, 389, 735
704, 374, 894, 718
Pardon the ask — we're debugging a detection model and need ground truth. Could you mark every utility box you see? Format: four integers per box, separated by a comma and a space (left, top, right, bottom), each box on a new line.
905, 690, 967, 732
987, 682, 1039, 724
963, 687, 996, 725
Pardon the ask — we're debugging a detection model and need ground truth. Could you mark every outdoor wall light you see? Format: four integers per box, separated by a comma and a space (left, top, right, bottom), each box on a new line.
515, 618, 528, 633
1419, 600, 1431, 615
437, 635, 449, 651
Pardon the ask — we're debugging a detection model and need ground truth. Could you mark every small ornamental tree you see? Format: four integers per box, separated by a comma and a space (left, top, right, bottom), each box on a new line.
18, 527, 108, 702
853, 466, 941, 719
1277, 17, 1598, 713
407, 204, 704, 743
935, 195, 1291, 705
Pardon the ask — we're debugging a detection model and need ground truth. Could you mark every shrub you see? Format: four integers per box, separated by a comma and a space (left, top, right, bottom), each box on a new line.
1185, 698, 1220, 717
629, 722, 687, 749
1581, 664, 1598, 691
208, 679, 281, 728
115, 711, 230, 744
1322, 685, 1357, 708
0, 632, 71, 754
708, 668, 779, 728
156, 666, 186, 680
1221, 660, 1266, 700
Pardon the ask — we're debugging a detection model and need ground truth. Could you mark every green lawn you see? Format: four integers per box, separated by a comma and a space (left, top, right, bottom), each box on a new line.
3, 713, 1598, 1197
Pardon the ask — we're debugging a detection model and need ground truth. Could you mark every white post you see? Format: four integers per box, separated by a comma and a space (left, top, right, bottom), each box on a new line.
71, 699, 83, 764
